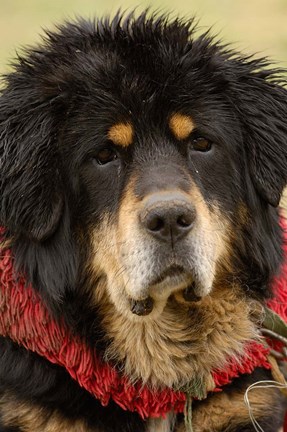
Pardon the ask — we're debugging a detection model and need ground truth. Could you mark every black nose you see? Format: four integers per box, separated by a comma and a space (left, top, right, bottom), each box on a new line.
140, 192, 196, 244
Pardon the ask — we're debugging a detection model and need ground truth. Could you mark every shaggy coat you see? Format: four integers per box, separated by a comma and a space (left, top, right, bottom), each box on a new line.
0, 12, 287, 432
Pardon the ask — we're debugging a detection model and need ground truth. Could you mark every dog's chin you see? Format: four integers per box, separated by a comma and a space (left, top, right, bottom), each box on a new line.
125, 269, 212, 318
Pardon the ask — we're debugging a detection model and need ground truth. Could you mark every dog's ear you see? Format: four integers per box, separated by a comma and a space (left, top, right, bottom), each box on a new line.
0, 67, 65, 241
236, 69, 287, 206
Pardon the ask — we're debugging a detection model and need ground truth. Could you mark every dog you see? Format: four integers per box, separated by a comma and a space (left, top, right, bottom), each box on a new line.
1, 11, 287, 432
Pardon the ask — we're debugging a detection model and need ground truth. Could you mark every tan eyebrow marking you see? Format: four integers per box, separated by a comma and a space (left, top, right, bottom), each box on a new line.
169, 113, 195, 140
107, 122, 134, 147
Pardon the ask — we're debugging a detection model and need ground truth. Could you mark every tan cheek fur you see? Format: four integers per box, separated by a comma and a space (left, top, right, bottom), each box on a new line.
0, 395, 99, 432
89, 216, 134, 316
187, 185, 233, 295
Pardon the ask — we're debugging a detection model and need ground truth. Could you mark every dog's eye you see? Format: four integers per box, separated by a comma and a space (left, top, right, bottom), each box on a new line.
192, 137, 212, 152
95, 148, 118, 165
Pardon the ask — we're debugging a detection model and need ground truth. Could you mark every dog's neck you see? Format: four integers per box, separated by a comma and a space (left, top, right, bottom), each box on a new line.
95, 281, 261, 390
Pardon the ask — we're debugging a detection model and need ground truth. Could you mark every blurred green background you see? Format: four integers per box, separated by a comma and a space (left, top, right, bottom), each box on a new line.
1, 0, 287, 74
0, 0, 286, 207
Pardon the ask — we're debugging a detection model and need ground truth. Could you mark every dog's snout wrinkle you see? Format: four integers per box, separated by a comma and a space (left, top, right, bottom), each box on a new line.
140, 192, 196, 244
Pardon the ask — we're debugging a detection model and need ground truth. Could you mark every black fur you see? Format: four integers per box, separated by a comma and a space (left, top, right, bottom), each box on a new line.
0, 337, 145, 431
0, 11, 287, 431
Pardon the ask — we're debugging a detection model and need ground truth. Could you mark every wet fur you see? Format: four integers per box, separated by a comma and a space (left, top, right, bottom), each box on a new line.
1, 11, 287, 432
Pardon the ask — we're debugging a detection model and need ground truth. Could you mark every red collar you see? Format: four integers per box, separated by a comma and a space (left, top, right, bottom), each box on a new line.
0, 220, 286, 419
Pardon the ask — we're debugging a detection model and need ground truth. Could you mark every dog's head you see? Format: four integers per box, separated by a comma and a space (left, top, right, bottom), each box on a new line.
1, 12, 287, 321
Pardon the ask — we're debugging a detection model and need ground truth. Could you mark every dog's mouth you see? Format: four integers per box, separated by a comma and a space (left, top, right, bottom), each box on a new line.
129, 265, 202, 316
150, 265, 187, 286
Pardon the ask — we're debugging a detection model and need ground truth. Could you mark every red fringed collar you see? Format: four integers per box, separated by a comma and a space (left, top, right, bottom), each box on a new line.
0, 220, 287, 419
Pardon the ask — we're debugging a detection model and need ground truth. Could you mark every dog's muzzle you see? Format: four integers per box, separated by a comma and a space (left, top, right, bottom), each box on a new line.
129, 191, 199, 315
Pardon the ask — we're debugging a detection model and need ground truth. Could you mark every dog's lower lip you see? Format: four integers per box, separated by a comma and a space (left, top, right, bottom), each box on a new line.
151, 265, 186, 286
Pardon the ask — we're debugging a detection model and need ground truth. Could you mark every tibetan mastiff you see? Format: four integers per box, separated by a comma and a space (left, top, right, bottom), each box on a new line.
1, 11, 287, 432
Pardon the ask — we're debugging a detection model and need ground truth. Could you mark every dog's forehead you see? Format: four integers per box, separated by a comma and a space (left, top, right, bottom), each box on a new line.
81, 47, 229, 120
78, 60, 197, 139
74, 39, 194, 110
67, 33, 241, 151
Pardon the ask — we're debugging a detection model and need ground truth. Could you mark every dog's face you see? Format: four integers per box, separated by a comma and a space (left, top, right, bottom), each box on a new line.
77, 93, 237, 319
1, 13, 287, 325
53, 21, 247, 319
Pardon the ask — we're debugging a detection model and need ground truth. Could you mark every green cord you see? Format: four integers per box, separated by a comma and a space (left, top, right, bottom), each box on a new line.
184, 392, 193, 432
179, 376, 208, 431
